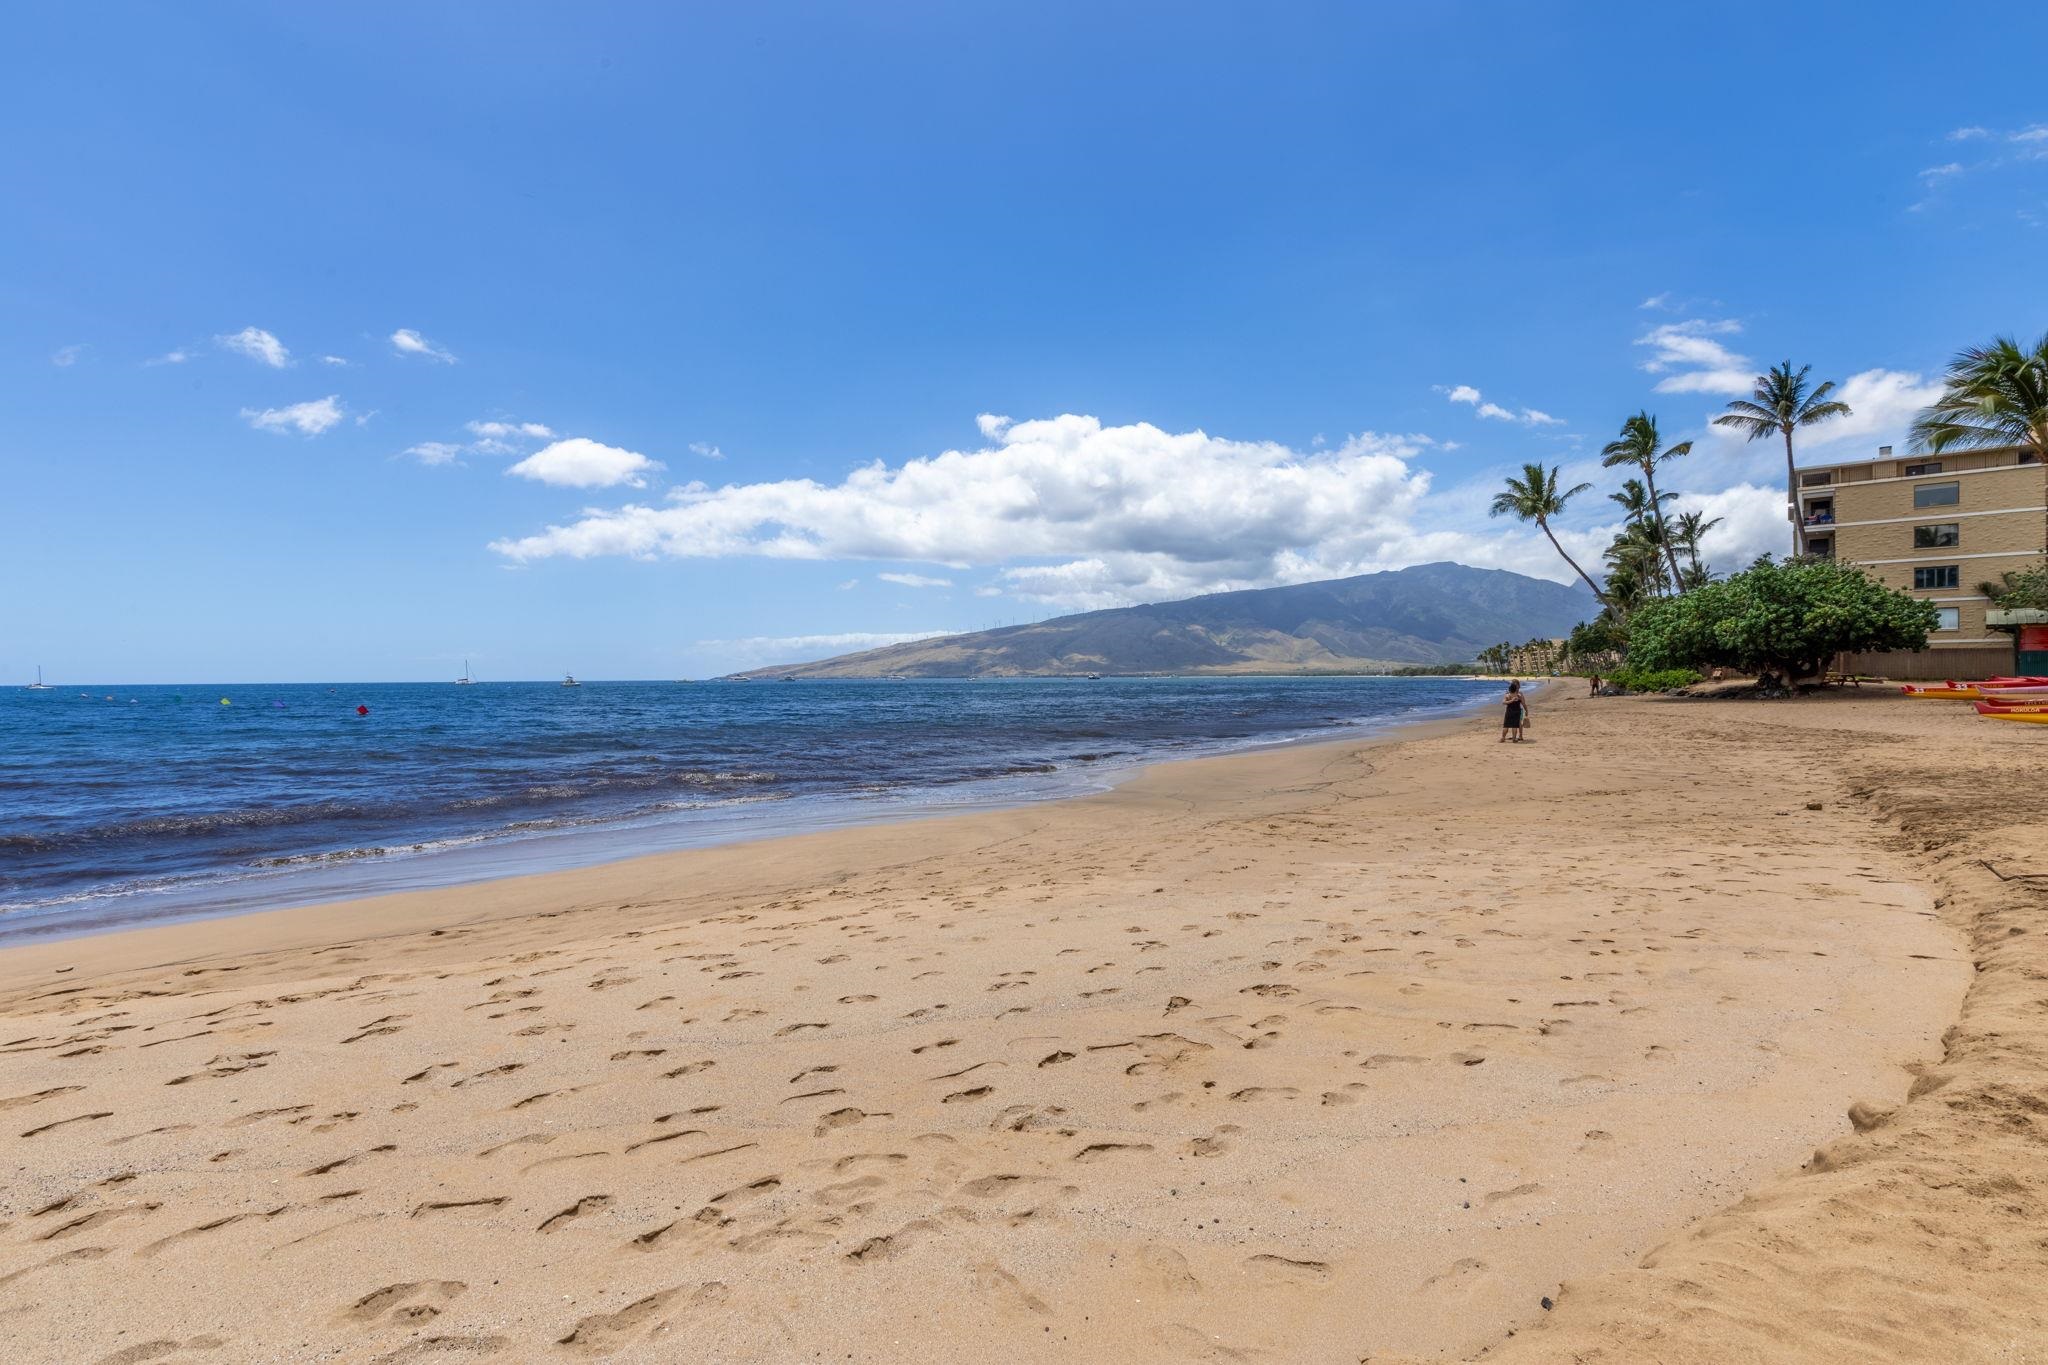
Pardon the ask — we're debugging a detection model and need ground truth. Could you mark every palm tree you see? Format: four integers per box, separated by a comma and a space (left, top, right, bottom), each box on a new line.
1712, 362, 1852, 557
1673, 509, 1723, 587
1910, 334, 2048, 561
1607, 478, 1677, 595
1490, 462, 1609, 607
1601, 412, 1690, 592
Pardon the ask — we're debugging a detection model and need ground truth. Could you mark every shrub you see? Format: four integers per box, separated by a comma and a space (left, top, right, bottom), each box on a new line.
1606, 666, 1702, 692
1626, 556, 1936, 687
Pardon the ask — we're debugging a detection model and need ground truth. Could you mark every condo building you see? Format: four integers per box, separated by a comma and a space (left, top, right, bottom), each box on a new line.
1796, 444, 2046, 649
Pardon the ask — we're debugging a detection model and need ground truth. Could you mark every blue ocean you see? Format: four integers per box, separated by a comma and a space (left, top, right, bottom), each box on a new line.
0, 676, 1493, 938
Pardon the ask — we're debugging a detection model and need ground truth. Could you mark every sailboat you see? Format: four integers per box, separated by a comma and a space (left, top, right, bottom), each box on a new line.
25, 666, 53, 691
455, 659, 475, 685
561, 673, 582, 687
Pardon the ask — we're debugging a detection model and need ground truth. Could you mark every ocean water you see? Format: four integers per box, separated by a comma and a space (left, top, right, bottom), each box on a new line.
0, 676, 1495, 939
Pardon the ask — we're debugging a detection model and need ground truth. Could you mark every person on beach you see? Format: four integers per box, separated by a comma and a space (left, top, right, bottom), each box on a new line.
1588, 673, 1601, 697
1501, 680, 1529, 742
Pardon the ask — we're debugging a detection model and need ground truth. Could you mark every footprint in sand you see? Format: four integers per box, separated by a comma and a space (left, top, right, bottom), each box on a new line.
341, 1280, 468, 1326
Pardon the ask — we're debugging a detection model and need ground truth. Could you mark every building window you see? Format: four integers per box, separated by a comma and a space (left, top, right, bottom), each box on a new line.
1912, 481, 1961, 508
1934, 607, 1961, 631
1913, 523, 1960, 549
1913, 565, 1960, 590
1902, 461, 1943, 476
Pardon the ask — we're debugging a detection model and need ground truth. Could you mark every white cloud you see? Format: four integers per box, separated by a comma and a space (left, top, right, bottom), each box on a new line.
145, 348, 190, 366
218, 326, 289, 368
1636, 318, 1754, 395
390, 328, 456, 363
506, 437, 661, 488
1949, 126, 1991, 141
404, 441, 465, 466
241, 395, 345, 436
1638, 292, 1672, 310
320, 354, 351, 367
491, 413, 1501, 610
688, 442, 725, 460
976, 413, 1013, 440
974, 586, 1003, 597
837, 578, 860, 590
2011, 125, 2048, 144
1443, 384, 1563, 427
51, 344, 87, 367
467, 420, 553, 440
878, 571, 952, 588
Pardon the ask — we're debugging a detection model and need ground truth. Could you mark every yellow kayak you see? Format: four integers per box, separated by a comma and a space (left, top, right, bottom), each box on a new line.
1904, 687, 1983, 700
1984, 710, 2048, 725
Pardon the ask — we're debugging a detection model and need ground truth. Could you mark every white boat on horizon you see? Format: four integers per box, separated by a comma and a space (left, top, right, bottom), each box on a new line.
562, 673, 582, 687
455, 659, 475, 685
25, 666, 53, 691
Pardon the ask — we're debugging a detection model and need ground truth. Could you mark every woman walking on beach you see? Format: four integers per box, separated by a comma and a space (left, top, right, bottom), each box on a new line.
1501, 680, 1529, 742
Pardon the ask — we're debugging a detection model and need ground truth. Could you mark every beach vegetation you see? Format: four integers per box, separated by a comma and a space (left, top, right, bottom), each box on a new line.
1624, 557, 1936, 689
1978, 564, 2048, 612
1712, 362, 1853, 556
1604, 665, 1702, 692
1909, 333, 2048, 461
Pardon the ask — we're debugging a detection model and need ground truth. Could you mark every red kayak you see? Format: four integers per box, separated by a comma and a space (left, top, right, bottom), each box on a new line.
1977, 699, 2048, 714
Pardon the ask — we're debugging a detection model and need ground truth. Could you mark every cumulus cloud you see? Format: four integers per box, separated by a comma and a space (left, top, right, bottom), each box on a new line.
976, 413, 1012, 440
1639, 292, 1672, 310
1949, 126, 1991, 142
145, 348, 190, 366
878, 572, 952, 588
506, 437, 661, 488
1636, 318, 1754, 395
1702, 367, 1944, 461
390, 328, 456, 363
1667, 483, 1795, 572
51, 344, 87, 367
1441, 384, 1482, 405
320, 354, 351, 367
489, 413, 1514, 610
242, 395, 345, 436
688, 442, 725, 460
218, 326, 289, 367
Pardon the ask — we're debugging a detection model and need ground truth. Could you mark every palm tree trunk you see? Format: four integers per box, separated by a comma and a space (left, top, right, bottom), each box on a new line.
1641, 461, 1686, 592
1539, 517, 1610, 608
1784, 425, 1802, 558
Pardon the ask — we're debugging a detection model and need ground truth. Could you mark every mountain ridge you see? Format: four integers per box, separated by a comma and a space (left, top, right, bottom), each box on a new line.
732, 562, 1597, 678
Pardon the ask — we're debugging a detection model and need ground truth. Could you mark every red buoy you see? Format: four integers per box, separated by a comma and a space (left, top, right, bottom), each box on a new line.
356, 704, 370, 716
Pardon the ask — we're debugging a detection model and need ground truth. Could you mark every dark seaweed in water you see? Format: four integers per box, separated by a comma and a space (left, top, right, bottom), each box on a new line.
0, 675, 1491, 931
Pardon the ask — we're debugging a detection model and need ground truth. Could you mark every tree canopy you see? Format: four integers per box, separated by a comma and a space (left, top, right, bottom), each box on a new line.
1624, 557, 1936, 686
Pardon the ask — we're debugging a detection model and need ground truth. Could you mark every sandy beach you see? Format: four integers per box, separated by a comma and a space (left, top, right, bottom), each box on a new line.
2, 690, 2041, 1364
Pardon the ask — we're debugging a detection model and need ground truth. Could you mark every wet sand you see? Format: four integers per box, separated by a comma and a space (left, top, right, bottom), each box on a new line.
3, 690, 2035, 1363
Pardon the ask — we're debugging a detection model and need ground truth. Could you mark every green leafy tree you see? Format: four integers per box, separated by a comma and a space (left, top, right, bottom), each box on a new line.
1489, 462, 1609, 607
1625, 557, 1937, 690
1712, 363, 1852, 556
1978, 565, 2048, 611
1600, 412, 1690, 590
1910, 333, 2048, 560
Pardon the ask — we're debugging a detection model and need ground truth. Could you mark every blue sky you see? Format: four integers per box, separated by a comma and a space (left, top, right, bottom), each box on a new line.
7, 3, 2046, 682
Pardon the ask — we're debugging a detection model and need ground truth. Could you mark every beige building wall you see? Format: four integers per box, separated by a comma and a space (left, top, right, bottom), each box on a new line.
1798, 451, 2046, 649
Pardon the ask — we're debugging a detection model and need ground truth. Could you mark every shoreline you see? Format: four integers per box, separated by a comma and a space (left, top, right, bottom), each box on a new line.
5, 689, 2023, 1362
0, 681, 1513, 952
